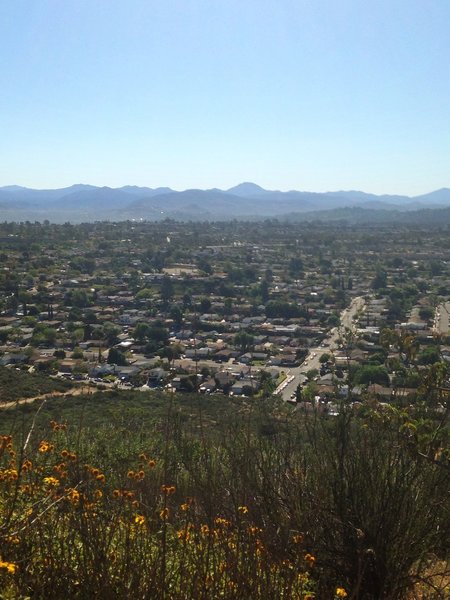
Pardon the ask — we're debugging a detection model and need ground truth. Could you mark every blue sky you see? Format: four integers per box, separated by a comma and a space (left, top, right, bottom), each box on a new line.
1, 0, 450, 195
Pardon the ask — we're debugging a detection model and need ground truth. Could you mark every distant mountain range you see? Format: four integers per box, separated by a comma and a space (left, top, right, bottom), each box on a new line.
1, 182, 450, 224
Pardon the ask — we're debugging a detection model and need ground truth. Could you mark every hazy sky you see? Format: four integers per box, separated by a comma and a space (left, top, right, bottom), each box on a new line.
1, 0, 450, 195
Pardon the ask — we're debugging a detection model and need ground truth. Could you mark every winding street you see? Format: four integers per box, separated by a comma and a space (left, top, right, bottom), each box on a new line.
278, 296, 365, 401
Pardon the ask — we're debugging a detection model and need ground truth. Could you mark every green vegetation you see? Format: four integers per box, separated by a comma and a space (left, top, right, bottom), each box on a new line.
0, 366, 71, 404
353, 364, 390, 386
0, 390, 448, 599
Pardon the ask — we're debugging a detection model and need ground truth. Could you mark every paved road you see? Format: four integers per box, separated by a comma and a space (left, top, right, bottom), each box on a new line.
279, 296, 365, 401
434, 302, 450, 335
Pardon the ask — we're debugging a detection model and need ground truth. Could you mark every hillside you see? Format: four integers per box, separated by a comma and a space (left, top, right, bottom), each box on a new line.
0, 366, 71, 403
0, 389, 448, 598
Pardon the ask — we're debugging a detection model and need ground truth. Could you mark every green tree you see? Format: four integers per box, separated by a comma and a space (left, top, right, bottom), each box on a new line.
353, 364, 390, 386
65, 289, 90, 308
418, 306, 434, 321
223, 298, 233, 315
107, 347, 127, 366
71, 347, 84, 359
327, 314, 340, 327
371, 268, 387, 290
160, 344, 182, 368
234, 331, 254, 353
302, 381, 318, 402
160, 275, 174, 305
259, 279, 269, 303
418, 345, 440, 366
306, 368, 319, 381
288, 256, 304, 277
259, 370, 275, 396
148, 321, 169, 345
31, 325, 57, 346
102, 323, 120, 346
199, 298, 211, 313
133, 322, 151, 343
170, 306, 184, 327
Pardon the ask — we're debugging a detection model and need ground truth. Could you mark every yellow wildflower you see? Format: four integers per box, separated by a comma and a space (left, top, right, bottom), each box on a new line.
6, 469, 18, 481
159, 507, 170, 520
304, 553, 316, 567
177, 528, 191, 541
336, 588, 348, 598
70, 489, 80, 504
0, 560, 17, 574
38, 441, 53, 453
247, 525, 262, 535
43, 476, 59, 487
6, 536, 19, 545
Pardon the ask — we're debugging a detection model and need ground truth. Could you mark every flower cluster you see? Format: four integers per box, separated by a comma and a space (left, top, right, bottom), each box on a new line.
0, 559, 17, 575
0, 468, 18, 482
49, 420, 67, 432
0, 432, 331, 598
84, 464, 106, 483
138, 452, 156, 468
43, 476, 59, 487
60, 449, 77, 461
127, 469, 145, 481
0, 435, 15, 458
134, 514, 146, 526
38, 441, 54, 453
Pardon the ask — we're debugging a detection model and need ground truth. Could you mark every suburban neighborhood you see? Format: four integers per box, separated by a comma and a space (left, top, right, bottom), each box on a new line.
1, 219, 448, 411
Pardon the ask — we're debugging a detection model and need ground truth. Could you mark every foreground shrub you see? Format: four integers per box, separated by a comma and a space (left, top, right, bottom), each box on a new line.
0, 395, 448, 598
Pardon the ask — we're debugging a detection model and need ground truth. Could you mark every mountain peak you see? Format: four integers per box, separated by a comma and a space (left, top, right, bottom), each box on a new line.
0, 185, 30, 192
226, 182, 268, 196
